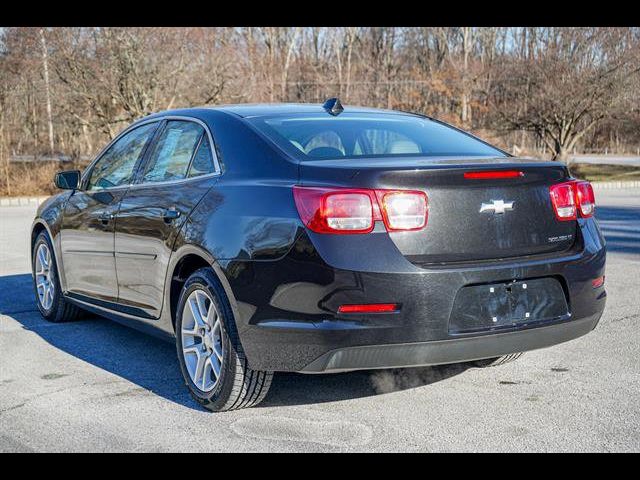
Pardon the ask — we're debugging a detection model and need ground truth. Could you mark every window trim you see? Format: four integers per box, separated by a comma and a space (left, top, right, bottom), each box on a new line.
80, 115, 221, 192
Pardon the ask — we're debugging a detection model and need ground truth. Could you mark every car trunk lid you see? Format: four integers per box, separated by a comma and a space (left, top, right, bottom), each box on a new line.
299, 157, 577, 264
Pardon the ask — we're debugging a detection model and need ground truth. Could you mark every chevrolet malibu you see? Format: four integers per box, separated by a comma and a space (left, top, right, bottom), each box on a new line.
31, 100, 606, 411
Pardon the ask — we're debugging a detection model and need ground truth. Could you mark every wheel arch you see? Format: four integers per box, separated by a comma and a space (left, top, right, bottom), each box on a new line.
30, 218, 67, 291
165, 244, 239, 334
31, 220, 48, 253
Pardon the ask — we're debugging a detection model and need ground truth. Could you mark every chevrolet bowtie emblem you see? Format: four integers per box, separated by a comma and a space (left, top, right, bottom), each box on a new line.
480, 199, 515, 214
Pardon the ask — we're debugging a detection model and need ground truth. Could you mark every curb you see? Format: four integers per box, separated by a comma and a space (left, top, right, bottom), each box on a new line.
0, 196, 50, 207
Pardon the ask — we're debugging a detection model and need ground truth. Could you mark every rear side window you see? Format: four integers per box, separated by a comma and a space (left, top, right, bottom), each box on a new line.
87, 122, 157, 190
142, 120, 204, 183
248, 113, 505, 160
187, 135, 216, 178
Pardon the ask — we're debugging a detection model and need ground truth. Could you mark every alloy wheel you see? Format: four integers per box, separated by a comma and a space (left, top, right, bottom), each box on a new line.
35, 243, 54, 311
181, 289, 224, 392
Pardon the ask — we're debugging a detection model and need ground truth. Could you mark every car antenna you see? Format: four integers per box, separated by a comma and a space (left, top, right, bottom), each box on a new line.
323, 97, 344, 116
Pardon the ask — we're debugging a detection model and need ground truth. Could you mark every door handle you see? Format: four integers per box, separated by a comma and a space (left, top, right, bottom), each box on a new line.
162, 208, 181, 223
99, 212, 114, 225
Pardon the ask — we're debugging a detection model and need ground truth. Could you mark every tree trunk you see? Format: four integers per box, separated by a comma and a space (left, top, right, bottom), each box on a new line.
553, 139, 570, 162
40, 29, 55, 155
1, 123, 11, 197
460, 27, 474, 127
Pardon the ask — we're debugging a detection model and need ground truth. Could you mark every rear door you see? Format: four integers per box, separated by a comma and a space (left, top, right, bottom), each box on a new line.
60, 121, 159, 302
114, 118, 219, 318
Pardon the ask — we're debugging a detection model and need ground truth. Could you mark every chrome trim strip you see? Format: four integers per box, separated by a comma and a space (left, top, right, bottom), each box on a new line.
114, 252, 157, 260
62, 250, 113, 257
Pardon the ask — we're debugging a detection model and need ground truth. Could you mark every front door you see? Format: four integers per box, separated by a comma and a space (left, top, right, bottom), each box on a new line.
60, 122, 159, 302
114, 119, 218, 318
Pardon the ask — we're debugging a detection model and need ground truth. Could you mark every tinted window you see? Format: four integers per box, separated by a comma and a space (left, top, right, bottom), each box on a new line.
142, 121, 204, 183
248, 113, 505, 160
187, 135, 216, 178
87, 123, 157, 190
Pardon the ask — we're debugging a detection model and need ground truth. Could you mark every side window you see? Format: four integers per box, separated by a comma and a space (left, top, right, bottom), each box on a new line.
87, 123, 157, 190
142, 120, 204, 183
187, 135, 216, 178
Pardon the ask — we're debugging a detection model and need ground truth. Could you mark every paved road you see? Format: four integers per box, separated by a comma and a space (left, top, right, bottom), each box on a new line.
1, 191, 639, 452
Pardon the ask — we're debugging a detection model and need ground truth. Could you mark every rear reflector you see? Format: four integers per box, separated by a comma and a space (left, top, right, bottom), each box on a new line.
549, 182, 577, 221
592, 276, 605, 288
338, 303, 400, 313
464, 170, 524, 179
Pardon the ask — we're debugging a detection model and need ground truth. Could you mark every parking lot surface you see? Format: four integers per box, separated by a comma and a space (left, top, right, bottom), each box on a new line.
1, 189, 639, 452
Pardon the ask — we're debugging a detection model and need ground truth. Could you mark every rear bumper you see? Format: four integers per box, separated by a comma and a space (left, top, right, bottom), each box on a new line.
224, 218, 606, 372
301, 312, 602, 373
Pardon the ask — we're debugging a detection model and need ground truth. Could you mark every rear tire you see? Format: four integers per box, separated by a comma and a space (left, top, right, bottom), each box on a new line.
32, 231, 84, 323
473, 353, 524, 368
175, 267, 273, 412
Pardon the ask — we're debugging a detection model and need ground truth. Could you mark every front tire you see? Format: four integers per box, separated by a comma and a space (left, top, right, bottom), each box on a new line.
32, 231, 84, 323
175, 267, 273, 412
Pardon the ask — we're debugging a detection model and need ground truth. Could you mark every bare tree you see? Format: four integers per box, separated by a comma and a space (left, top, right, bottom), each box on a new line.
1, 26, 639, 173
492, 28, 640, 160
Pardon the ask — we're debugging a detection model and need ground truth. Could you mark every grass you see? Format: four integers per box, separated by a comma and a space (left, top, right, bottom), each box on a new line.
568, 163, 640, 182
0, 161, 87, 197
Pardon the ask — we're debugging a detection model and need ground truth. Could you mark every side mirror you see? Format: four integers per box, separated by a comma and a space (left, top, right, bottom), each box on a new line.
54, 170, 81, 190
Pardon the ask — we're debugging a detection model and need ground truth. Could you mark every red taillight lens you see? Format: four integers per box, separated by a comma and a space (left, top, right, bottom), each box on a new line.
549, 182, 577, 221
575, 181, 595, 217
293, 186, 428, 234
338, 303, 400, 313
464, 170, 524, 179
376, 190, 428, 231
592, 275, 605, 288
293, 187, 375, 234
549, 180, 596, 221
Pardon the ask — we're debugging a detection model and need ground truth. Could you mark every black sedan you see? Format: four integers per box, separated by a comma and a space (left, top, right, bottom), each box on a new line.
31, 100, 606, 411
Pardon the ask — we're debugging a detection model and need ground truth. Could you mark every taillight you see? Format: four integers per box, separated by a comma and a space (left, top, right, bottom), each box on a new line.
575, 181, 595, 217
293, 186, 428, 234
549, 182, 577, 221
292, 187, 375, 234
549, 180, 595, 221
376, 190, 428, 231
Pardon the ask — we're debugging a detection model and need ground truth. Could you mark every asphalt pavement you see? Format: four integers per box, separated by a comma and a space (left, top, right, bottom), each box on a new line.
1, 189, 639, 452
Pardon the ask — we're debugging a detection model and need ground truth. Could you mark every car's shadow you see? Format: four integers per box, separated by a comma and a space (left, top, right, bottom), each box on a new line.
1, 273, 466, 411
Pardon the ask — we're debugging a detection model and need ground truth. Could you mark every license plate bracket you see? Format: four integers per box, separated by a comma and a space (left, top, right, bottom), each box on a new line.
449, 277, 569, 334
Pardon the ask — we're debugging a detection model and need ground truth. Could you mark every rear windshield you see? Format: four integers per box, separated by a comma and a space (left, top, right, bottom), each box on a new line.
247, 113, 506, 160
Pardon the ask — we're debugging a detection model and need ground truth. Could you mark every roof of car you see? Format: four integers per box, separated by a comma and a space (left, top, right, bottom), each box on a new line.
205, 103, 420, 118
